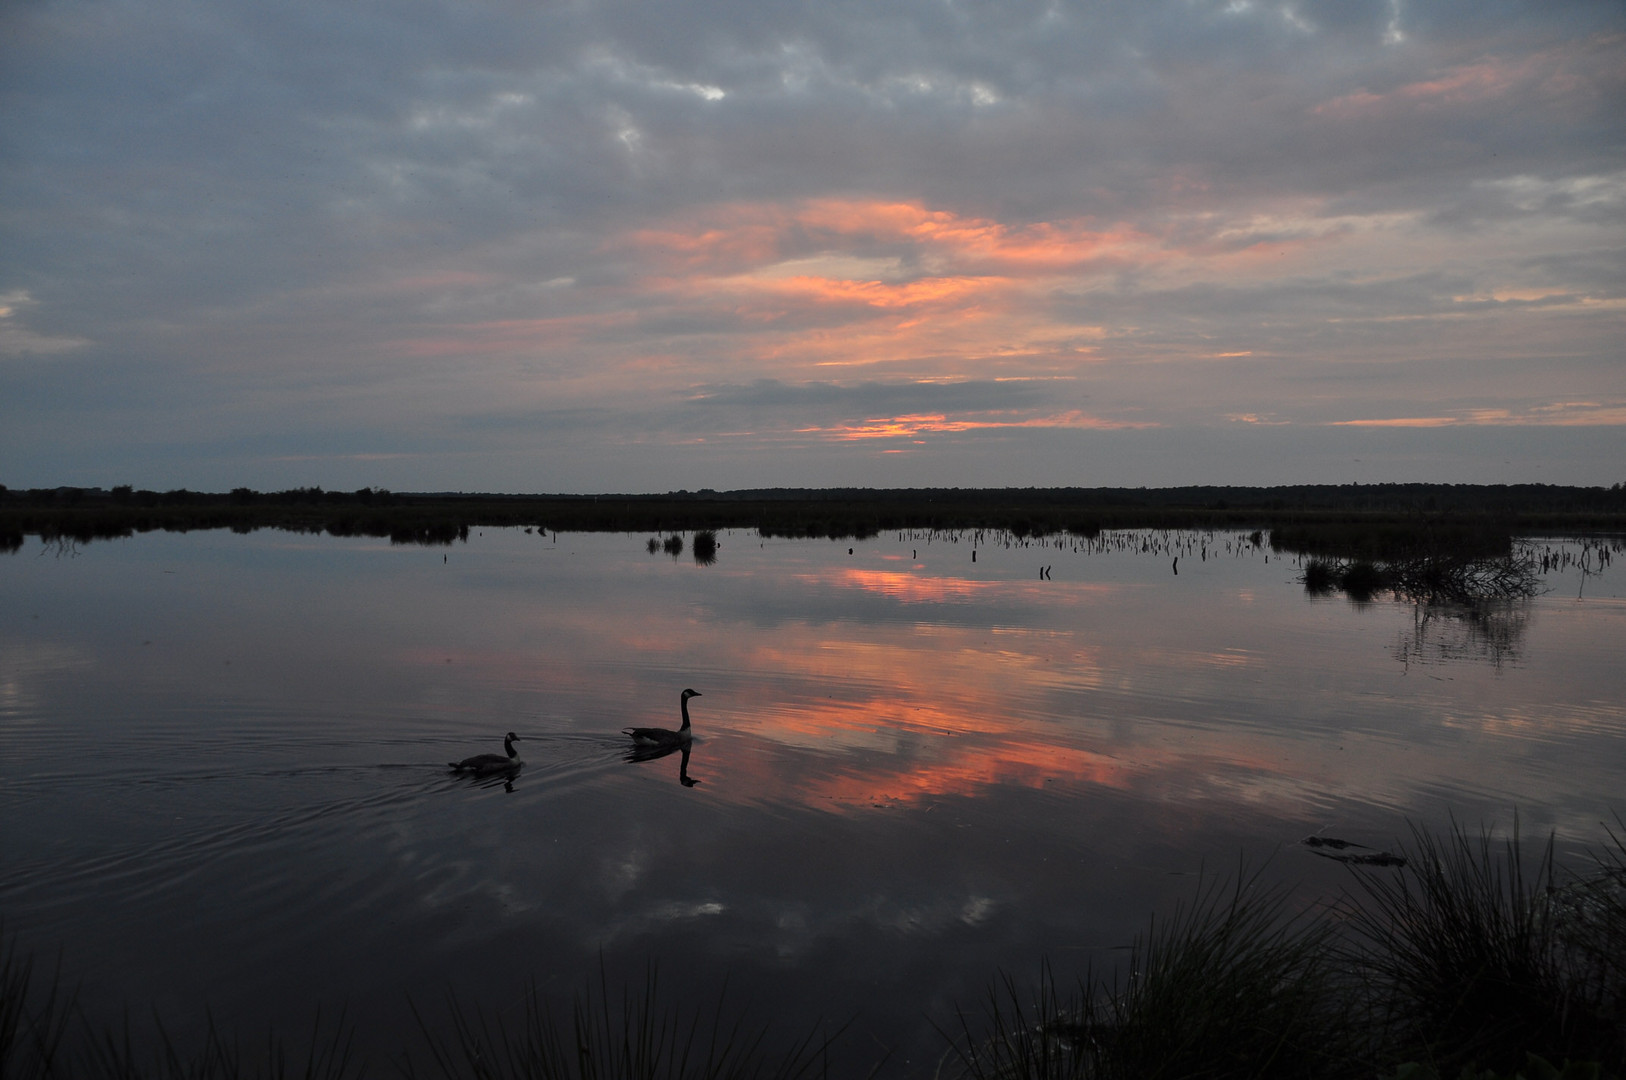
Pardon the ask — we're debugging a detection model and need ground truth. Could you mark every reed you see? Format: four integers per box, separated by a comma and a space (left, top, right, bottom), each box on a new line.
407, 964, 843, 1080
1, 928, 75, 1080
7, 485, 1624, 550
1343, 818, 1623, 1076
6, 819, 1622, 1079
692, 531, 719, 564
2, 926, 360, 1080
81, 1010, 359, 1080
940, 869, 1370, 1080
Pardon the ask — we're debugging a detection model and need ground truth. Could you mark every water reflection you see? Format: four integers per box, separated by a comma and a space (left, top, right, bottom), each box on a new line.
1, 528, 1620, 1078
625, 741, 702, 787
1393, 599, 1531, 671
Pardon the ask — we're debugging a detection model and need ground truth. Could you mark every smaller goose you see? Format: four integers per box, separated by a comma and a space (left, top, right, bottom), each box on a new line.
449, 732, 523, 773
624, 689, 701, 748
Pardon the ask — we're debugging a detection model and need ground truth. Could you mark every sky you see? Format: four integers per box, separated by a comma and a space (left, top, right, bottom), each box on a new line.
1, 0, 1623, 493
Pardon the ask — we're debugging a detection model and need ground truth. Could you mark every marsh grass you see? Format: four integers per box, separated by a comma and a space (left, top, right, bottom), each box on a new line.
8, 821, 1623, 1080
9, 484, 1624, 550
692, 531, 718, 564
1298, 551, 1540, 605
1343, 819, 1626, 1075
943, 824, 1626, 1079
0, 928, 359, 1079
407, 965, 846, 1080
81, 1011, 359, 1080
940, 870, 1370, 1080
1, 930, 74, 1080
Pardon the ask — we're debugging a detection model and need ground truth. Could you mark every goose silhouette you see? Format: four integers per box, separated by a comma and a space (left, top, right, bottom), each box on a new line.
624, 689, 700, 749
449, 731, 523, 773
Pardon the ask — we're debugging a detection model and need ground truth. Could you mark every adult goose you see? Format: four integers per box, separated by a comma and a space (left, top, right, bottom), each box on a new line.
449, 731, 523, 773
624, 689, 701, 749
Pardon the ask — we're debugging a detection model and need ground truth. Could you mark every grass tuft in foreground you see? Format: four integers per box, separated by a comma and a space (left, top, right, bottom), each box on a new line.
940, 869, 1370, 1079
1345, 818, 1625, 1076
7, 819, 1623, 1079
1, 929, 75, 1080
406, 963, 847, 1080
942, 822, 1625, 1079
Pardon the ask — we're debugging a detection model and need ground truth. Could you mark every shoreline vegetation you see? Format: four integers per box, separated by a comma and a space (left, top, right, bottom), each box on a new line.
4, 482, 1625, 556
4, 821, 1622, 1080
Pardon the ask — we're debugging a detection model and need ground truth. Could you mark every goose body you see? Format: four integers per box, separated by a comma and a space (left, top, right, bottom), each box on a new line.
449, 731, 523, 773
624, 689, 700, 748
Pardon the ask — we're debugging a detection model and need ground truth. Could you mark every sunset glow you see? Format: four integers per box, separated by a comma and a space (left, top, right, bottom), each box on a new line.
0, 2, 1620, 489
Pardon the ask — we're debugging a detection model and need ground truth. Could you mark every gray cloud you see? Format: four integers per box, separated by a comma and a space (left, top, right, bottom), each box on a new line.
2, 0, 1622, 489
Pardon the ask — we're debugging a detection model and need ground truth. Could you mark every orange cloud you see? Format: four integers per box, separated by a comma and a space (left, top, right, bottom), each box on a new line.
1316, 62, 1521, 116
798, 409, 1156, 440
1313, 35, 1623, 119
744, 274, 1005, 310
1330, 402, 1626, 428
626, 198, 1148, 278
1330, 416, 1460, 428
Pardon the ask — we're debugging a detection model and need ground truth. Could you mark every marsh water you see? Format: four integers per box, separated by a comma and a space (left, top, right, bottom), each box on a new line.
2, 528, 1622, 1075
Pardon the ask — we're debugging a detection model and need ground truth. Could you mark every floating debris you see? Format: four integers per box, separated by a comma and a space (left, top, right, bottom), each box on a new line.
1301, 835, 1406, 867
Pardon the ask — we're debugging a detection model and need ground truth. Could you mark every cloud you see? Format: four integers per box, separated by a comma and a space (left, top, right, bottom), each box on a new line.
1332, 402, 1626, 428
1, 0, 1622, 488
0, 292, 88, 358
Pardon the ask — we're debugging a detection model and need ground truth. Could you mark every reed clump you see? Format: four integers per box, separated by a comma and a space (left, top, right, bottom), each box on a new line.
692, 531, 719, 564
940, 870, 1368, 1080
941, 822, 1626, 1080
1344, 819, 1626, 1076
0, 927, 359, 1080
0, 941, 835, 1080
408, 965, 841, 1080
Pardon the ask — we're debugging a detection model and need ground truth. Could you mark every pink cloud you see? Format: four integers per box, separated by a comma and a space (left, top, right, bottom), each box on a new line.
625, 198, 1148, 277
1330, 402, 1626, 428
798, 409, 1157, 441
1314, 34, 1625, 119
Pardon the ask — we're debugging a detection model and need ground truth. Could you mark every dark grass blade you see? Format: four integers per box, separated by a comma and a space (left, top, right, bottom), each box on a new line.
0, 928, 76, 1080
1342, 814, 1623, 1074
407, 962, 842, 1080
937, 865, 1372, 1080
78, 1005, 362, 1080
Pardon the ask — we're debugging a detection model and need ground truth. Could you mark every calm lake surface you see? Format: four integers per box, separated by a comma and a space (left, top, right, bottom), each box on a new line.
2, 528, 1623, 1075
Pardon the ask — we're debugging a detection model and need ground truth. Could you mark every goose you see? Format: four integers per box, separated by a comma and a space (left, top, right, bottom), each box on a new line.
449, 731, 523, 773
624, 689, 701, 748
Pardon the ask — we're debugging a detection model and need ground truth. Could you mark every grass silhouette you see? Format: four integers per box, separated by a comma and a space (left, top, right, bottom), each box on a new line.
5, 820, 1622, 1078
